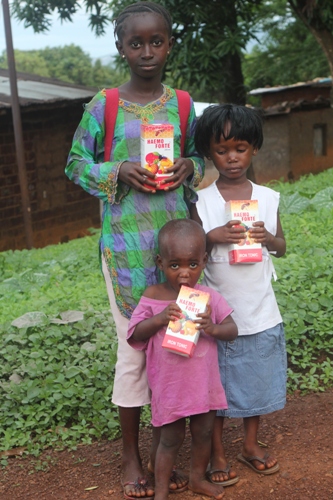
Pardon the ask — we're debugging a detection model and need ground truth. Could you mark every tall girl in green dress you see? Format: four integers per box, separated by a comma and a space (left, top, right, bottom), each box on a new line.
65, 2, 204, 498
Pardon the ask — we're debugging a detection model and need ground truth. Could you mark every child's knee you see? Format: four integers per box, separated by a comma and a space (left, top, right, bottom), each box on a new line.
190, 414, 215, 442
196, 425, 214, 443
160, 423, 185, 450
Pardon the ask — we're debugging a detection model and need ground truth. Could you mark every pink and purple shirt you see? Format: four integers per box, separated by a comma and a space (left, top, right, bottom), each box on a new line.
127, 284, 232, 427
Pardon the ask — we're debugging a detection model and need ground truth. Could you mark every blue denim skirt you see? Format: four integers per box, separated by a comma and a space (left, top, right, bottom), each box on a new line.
216, 323, 287, 418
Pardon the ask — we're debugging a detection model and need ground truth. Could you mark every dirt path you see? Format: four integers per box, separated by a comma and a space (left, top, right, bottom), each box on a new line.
1, 390, 333, 499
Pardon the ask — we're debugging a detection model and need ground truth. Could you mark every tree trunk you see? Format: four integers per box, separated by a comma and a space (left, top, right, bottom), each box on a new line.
307, 27, 333, 104
289, 0, 333, 104
220, 0, 247, 106
224, 51, 247, 105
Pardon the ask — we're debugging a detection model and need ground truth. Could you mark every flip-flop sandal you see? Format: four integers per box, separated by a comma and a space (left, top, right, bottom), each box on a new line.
122, 477, 154, 499
237, 453, 280, 475
206, 465, 240, 486
168, 467, 189, 493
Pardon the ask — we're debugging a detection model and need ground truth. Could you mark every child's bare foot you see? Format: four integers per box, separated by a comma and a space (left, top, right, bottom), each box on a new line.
208, 442, 239, 485
122, 477, 154, 498
189, 477, 225, 499
148, 461, 188, 492
169, 468, 188, 492
122, 459, 154, 498
206, 464, 239, 486
208, 457, 238, 485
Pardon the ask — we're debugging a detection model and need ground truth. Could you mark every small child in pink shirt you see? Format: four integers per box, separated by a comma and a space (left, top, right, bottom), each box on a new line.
127, 219, 238, 500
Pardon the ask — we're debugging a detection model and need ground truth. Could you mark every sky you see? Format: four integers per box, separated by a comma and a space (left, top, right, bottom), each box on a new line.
0, 8, 118, 62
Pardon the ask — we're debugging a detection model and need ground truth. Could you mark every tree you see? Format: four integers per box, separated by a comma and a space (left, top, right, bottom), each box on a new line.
11, 0, 264, 104
93, 58, 129, 88
11, 0, 110, 36
243, 0, 329, 92
288, 0, 333, 99
288, 0, 333, 101
11, 0, 333, 103
0, 45, 127, 88
109, 0, 264, 104
41, 44, 95, 85
0, 49, 50, 77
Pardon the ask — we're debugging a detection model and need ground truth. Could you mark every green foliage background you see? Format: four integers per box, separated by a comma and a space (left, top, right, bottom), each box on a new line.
242, 0, 330, 94
6, 0, 333, 104
0, 235, 119, 458
1, 169, 333, 456
270, 170, 333, 393
0, 45, 128, 89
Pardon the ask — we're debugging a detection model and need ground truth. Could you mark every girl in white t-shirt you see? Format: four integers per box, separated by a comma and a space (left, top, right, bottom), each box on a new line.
191, 104, 287, 485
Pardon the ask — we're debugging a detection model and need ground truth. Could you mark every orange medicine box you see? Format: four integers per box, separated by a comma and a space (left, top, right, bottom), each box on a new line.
225, 200, 262, 264
141, 124, 174, 189
162, 285, 210, 358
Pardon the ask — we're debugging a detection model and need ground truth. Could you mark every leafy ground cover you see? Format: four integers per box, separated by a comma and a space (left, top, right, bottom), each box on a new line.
1, 169, 333, 458
0, 233, 120, 458
271, 169, 333, 392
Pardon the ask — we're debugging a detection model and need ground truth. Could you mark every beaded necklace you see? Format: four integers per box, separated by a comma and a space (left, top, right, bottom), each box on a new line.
118, 85, 173, 123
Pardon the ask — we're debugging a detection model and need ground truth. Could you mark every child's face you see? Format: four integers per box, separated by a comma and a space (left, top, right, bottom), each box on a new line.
157, 235, 207, 293
208, 134, 258, 181
116, 13, 173, 80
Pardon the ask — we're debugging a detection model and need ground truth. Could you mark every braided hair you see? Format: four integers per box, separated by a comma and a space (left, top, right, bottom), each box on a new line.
114, 1, 173, 42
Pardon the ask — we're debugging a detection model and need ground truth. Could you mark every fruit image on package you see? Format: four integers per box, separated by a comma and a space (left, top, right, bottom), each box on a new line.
225, 199, 262, 264
162, 285, 210, 358
141, 124, 174, 189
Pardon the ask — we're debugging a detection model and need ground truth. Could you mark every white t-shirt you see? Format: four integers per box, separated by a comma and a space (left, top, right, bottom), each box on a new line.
196, 181, 283, 336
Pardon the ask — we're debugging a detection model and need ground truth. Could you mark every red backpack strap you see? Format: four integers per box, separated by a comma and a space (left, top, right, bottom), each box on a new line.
104, 88, 119, 162
175, 89, 191, 157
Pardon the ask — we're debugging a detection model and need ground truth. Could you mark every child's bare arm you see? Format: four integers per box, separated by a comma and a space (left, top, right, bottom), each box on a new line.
195, 305, 238, 341
190, 203, 202, 225
190, 205, 245, 254
131, 303, 182, 342
250, 211, 286, 257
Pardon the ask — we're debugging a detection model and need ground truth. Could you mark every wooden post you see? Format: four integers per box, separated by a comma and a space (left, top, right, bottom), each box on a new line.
2, 0, 34, 248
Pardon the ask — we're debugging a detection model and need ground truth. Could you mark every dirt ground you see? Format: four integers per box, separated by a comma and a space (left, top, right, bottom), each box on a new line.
1, 389, 333, 500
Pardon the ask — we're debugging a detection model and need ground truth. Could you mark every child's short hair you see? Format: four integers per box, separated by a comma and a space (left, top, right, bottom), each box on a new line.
194, 104, 264, 158
158, 219, 206, 255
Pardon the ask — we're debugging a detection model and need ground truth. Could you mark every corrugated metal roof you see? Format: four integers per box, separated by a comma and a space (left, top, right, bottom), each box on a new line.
0, 69, 97, 108
249, 77, 332, 96
264, 96, 331, 116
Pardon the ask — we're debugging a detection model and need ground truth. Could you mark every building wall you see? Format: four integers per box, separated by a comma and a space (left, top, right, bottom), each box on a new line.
252, 107, 333, 184
252, 114, 290, 184
3, 101, 332, 252
0, 103, 100, 251
289, 108, 333, 178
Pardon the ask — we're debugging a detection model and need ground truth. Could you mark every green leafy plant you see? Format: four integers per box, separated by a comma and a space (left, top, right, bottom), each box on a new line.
2, 169, 333, 455
273, 169, 333, 393
0, 310, 120, 454
0, 234, 153, 455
